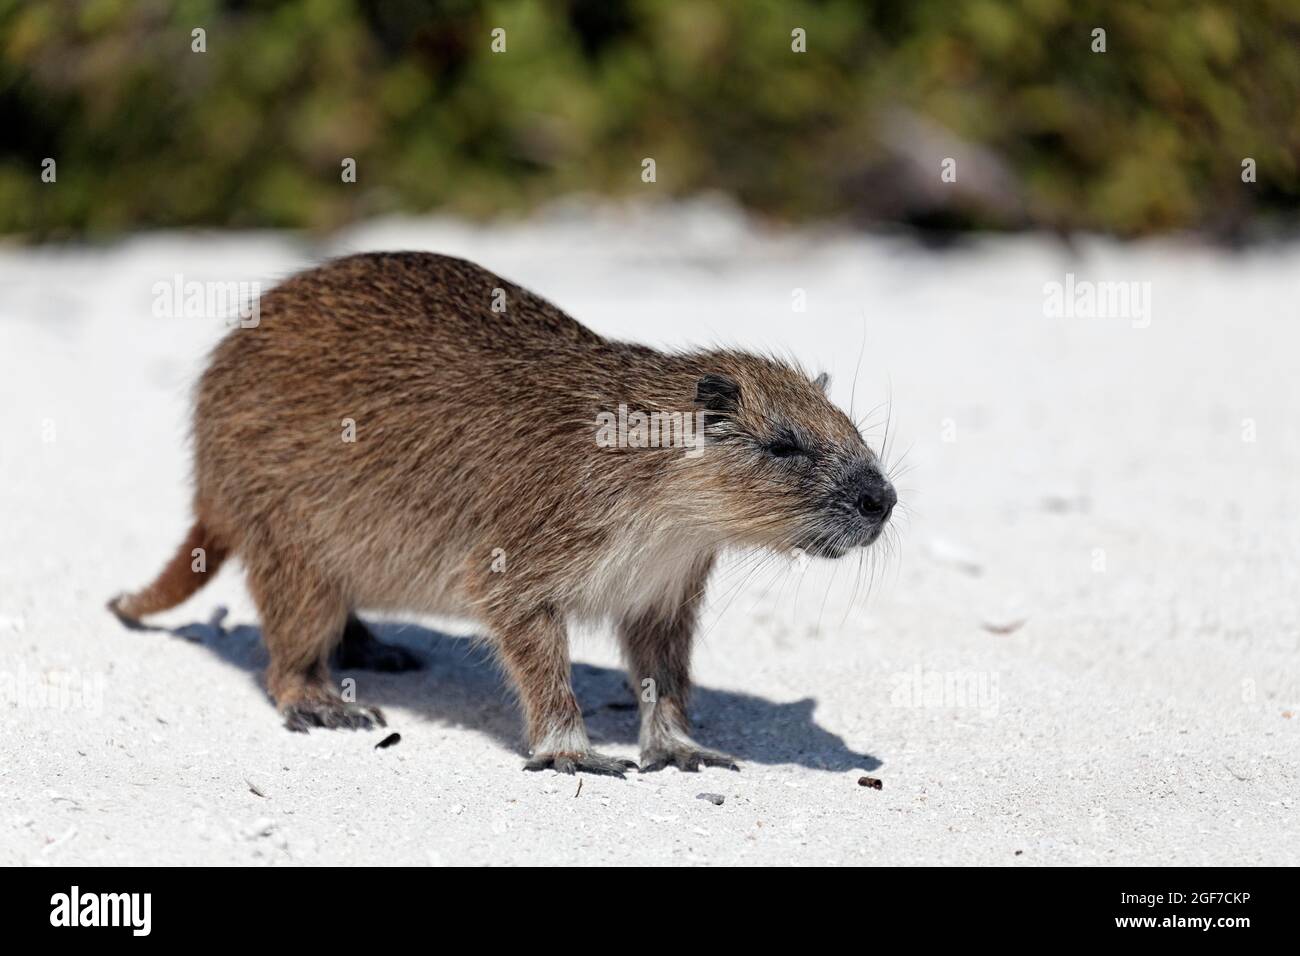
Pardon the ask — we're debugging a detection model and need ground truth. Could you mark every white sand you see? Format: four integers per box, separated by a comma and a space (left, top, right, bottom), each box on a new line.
2, 201, 1296, 865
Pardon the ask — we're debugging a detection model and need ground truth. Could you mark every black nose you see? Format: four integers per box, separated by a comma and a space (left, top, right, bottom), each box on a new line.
855, 481, 897, 523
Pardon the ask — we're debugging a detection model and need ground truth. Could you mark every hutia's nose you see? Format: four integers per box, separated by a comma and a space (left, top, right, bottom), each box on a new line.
855, 480, 897, 523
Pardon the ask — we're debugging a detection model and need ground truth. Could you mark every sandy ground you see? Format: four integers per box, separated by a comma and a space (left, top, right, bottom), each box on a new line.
1, 201, 1297, 866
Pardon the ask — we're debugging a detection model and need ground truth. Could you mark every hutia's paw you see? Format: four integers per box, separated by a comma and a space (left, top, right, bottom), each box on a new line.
524, 750, 638, 778
282, 698, 386, 733
640, 744, 740, 773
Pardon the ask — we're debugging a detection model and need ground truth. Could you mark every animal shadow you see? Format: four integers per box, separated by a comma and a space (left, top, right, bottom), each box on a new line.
156, 608, 882, 772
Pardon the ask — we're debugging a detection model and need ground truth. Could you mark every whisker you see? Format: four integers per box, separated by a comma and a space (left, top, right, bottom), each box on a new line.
849, 312, 868, 424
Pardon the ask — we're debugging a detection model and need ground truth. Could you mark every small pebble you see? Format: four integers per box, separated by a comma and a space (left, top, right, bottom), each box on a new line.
857, 776, 883, 790
697, 792, 725, 806
982, 615, 1028, 635
982, 597, 1029, 635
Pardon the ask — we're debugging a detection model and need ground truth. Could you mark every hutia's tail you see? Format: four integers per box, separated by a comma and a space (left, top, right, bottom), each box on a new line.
108, 521, 228, 626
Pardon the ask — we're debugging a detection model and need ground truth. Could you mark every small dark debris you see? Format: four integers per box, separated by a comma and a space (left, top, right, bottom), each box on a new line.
375, 733, 401, 749
697, 792, 725, 806
1015, 850, 1023, 856
1041, 494, 1090, 515
857, 776, 883, 790
575, 778, 583, 798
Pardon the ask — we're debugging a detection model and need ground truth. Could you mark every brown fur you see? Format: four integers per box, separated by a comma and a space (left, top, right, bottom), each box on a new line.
109, 522, 227, 621
111, 252, 895, 774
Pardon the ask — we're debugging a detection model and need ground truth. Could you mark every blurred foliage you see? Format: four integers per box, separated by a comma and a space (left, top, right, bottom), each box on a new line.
1, 0, 1297, 238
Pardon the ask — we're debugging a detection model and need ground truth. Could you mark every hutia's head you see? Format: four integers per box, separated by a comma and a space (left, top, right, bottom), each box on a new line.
686, 355, 896, 559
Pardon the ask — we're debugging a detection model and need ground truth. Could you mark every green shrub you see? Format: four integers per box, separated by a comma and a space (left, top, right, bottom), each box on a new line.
2, 0, 1296, 237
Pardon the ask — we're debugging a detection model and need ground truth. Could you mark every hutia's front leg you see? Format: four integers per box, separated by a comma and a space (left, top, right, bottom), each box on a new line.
495, 607, 638, 778
638, 697, 739, 773
619, 586, 740, 774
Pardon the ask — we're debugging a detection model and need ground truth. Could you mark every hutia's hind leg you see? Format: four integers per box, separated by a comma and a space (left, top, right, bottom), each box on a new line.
245, 545, 385, 732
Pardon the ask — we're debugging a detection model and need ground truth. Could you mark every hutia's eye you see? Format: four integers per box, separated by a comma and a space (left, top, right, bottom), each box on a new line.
767, 438, 808, 459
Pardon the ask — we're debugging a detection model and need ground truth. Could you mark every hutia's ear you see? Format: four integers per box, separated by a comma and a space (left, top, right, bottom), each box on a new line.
694, 374, 741, 413
813, 371, 830, 392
